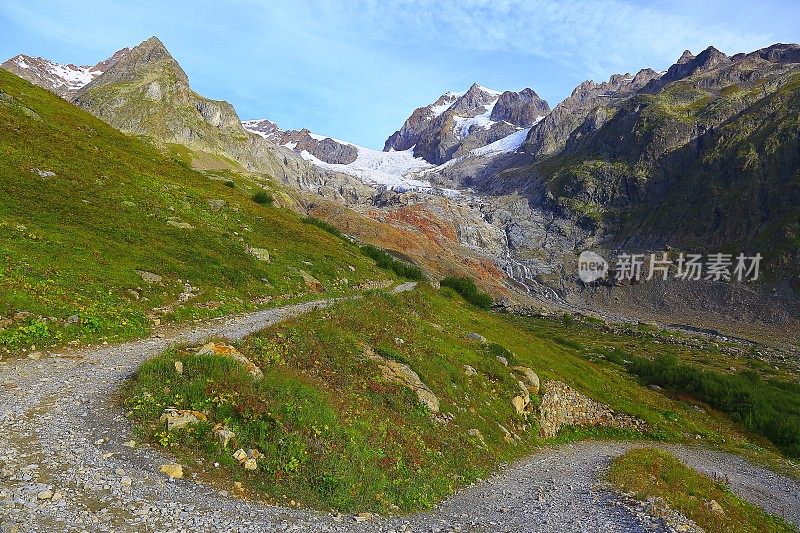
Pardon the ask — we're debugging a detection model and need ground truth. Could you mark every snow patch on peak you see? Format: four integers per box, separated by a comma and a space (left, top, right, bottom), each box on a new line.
430, 101, 455, 118
476, 85, 502, 95
452, 99, 499, 138
428, 92, 461, 118
241, 118, 282, 139
470, 115, 544, 156
45, 61, 99, 88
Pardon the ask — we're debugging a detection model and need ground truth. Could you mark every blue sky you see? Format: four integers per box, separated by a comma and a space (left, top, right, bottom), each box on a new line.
2, 0, 799, 148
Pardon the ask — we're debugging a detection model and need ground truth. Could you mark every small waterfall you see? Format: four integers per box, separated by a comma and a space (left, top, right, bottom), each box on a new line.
501, 257, 563, 302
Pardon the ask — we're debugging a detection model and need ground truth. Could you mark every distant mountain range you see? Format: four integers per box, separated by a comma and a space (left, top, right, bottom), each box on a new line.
1, 48, 130, 99
4, 36, 799, 342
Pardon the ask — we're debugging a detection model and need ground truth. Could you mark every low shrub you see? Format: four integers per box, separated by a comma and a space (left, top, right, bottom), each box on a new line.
360, 244, 424, 280
552, 336, 585, 352
302, 216, 344, 239
440, 276, 492, 310
486, 342, 519, 365
251, 190, 273, 205
625, 354, 800, 457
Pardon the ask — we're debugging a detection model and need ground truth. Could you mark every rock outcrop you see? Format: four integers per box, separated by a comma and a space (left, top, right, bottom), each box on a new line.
641, 46, 731, 93
383, 91, 461, 152
197, 342, 263, 380
538, 381, 646, 438
490, 88, 550, 126
364, 346, 439, 413
512, 366, 540, 394
269, 129, 358, 165
521, 69, 660, 158
159, 408, 207, 430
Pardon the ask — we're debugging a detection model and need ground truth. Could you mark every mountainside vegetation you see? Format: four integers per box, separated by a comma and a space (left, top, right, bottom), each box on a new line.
124, 285, 799, 513
609, 448, 794, 533
532, 56, 800, 284
0, 69, 392, 352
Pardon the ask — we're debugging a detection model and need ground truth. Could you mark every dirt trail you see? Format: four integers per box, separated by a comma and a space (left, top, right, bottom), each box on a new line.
1, 288, 797, 532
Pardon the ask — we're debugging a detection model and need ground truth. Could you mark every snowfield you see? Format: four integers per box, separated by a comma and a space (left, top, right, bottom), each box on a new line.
14, 55, 102, 90
471, 115, 544, 156
243, 119, 442, 191
299, 144, 435, 191
453, 100, 498, 138
47, 63, 101, 88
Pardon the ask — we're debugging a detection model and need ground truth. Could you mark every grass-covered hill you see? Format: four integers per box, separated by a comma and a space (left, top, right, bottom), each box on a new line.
609, 448, 794, 533
124, 283, 800, 514
0, 68, 393, 353
3, 56, 799, 525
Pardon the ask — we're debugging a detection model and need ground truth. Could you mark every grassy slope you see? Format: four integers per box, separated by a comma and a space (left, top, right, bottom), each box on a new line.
0, 70, 391, 352
608, 448, 793, 533
124, 284, 799, 514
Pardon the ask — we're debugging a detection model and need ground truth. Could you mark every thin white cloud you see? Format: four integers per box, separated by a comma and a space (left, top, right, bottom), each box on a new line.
298, 0, 774, 78
0, 0, 790, 147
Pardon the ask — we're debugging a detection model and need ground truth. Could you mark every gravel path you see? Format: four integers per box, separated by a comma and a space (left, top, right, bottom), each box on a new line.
1, 290, 798, 532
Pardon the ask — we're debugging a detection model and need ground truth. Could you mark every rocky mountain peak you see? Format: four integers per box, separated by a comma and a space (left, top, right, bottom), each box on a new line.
748, 43, 800, 64
92, 47, 131, 72
449, 83, 500, 116
521, 69, 661, 158
0, 47, 129, 99
384, 83, 549, 163
241, 118, 281, 138
78, 36, 188, 95
242, 122, 359, 165
677, 50, 695, 64
490, 88, 550, 126
693, 45, 729, 68
631, 68, 659, 86
382, 89, 460, 152
431, 92, 460, 110
641, 45, 731, 93
69, 36, 257, 165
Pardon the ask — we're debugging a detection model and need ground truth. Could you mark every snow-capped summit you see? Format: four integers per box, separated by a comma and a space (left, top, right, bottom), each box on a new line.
384, 83, 550, 165
241, 118, 281, 139
1, 48, 130, 99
